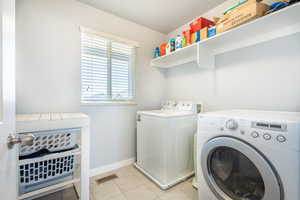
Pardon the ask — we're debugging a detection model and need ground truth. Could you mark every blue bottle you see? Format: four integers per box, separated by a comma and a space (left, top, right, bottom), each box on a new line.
154, 47, 161, 58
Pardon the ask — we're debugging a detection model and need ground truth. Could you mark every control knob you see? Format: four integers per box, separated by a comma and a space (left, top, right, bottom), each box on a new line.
276, 135, 286, 143
251, 131, 259, 138
226, 119, 238, 130
263, 133, 272, 140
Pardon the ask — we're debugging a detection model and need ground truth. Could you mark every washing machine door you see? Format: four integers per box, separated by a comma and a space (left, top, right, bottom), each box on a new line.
201, 137, 282, 200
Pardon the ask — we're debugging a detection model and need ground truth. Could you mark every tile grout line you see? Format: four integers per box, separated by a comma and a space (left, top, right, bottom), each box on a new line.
113, 167, 160, 200
114, 179, 129, 200
91, 165, 196, 200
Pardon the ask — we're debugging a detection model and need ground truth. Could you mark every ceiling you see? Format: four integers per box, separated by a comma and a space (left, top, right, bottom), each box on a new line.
78, 0, 226, 34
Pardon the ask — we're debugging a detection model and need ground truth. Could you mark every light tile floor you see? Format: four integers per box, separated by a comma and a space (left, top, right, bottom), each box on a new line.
37, 165, 198, 200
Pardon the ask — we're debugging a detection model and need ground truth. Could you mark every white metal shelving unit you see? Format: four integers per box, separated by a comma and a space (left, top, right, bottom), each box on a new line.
151, 3, 300, 69
16, 113, 90, 200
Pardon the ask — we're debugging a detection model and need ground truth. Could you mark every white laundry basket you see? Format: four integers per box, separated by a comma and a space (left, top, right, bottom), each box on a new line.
18, 128, 80, 195
19, 128, 80, 157
19, 153, 76, 194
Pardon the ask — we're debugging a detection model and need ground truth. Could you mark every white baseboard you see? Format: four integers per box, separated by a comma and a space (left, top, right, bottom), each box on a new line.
90, 157, 136, 177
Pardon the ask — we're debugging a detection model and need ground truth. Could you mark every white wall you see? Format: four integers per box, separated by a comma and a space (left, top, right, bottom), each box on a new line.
16, 0, 166, 169
165, 0, 300, 112
165, 34, 300, 111
0, 1, 2, 120
16, 0, 300, 172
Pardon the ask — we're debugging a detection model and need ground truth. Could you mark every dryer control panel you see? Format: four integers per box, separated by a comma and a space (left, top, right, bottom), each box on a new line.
251, 122, 287, 132
199, 110, 300, 151
222, 118, 289, 145
249, 121, 288, 143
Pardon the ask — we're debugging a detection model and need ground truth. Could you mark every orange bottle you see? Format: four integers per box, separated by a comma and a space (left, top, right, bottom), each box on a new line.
160, 43, 167, 56
182, 30, 191, 46
191, 31, 196, 44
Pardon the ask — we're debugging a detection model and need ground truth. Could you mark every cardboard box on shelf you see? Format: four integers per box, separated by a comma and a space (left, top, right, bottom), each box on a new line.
191, 31, 197, 44
200, 27, 208, 41
190, 17, 215, 33
208, 27, 217, 38
217, 0, 269, 33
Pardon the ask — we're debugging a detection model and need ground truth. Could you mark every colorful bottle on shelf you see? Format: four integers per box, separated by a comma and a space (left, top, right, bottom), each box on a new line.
175, 35, 182, 49
170, 38, 176, 52
196, 31, 201, 42
208, 27, 217, 38
160, 43, 167, 56
183, 30, 191, 46
165, 41, 171, 55
153, 47, 161, 58
182, 37, 186, 48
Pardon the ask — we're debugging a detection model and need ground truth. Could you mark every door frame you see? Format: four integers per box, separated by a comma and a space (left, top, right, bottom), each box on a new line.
201, 136, 283, 200
0, 0, 17, 199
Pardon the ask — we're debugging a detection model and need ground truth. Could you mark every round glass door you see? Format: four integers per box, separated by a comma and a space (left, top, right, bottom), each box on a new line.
201, 137, 282, 200
210, 147, 265, 200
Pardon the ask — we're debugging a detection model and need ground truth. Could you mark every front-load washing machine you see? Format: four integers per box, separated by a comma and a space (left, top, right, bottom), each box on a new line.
197, 110, 300, 200
135, 101, 202, 189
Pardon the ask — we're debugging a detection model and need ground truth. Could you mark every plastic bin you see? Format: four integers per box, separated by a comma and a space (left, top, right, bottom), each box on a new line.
19, 154, 76, 194
19, 128, 80, 156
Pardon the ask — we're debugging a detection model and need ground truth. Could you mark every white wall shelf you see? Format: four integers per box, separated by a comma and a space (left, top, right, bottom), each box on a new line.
151, 3, 300, 69
151, 43, 198, 68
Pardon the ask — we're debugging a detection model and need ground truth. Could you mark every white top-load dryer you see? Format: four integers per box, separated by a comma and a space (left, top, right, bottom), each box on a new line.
135, 101, 202, 189
197, 110, 300, 200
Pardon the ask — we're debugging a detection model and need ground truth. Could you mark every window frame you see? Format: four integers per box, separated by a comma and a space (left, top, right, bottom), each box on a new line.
80, 27, 138, 105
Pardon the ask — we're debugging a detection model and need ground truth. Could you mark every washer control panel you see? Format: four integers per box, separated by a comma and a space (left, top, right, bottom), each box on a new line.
161, 101, 177, 110
247, 127, 287, 144
251, 121, 287, 132
221, 119, 288, 144
249, 121, 288, 143
249, 130, 287, 143
199, 111, 300, 151
161, 100, 203, 114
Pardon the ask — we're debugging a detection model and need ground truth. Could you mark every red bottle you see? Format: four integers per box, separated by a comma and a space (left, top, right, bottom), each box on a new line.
160, 43, 167, 56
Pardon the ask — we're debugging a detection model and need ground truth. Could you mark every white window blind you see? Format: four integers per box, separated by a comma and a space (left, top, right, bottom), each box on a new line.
81, 32, 135, 103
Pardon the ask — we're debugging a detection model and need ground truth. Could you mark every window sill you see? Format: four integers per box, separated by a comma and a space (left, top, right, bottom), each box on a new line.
81, 101, 137, 106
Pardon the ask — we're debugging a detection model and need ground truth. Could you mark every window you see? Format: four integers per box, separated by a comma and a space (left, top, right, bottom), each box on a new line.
80, 29, 136, 103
